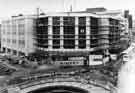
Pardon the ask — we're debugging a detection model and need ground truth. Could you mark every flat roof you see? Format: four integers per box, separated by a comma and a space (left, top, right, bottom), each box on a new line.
39, 11, 99, 18
2, 11, 125, 22
38, 11, 124, 20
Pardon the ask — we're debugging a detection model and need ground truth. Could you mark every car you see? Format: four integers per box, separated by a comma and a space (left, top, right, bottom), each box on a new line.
123, 55, 129, 62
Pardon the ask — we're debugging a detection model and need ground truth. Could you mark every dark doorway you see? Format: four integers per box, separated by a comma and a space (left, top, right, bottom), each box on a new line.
28, 85, 89, 93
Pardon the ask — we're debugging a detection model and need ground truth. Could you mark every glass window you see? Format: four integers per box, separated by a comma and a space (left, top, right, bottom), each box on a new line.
63, 17, 75, 49
64, 26, 75, 49
53, 26, 60, 48
53, 26, 60, 35
90, 17, 99, 48
38, 17, 48, 26
12, 39, 16, 44
90, 17, 98, 26
79, 17, 86, 26
78, 25, 86, 48
63, 17, 75, 26
53, 17, 60, 25
53, 40, 60, 48
36, 17, 48, 48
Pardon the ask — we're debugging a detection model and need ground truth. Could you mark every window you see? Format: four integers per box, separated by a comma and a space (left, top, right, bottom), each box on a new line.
12, 39, 16, 44
64, 26, 75, 49
53, 26, 60, 48
63, 17, 75, 49
79, 17, 86, 26
36, 17, 48, 48
63, 17, 75, 26
91, 17, 98, 26
7, 39, 10, 43
37, 17, 48, 26
18, 24, 25, 35
78, 25, 86, 48
53, 17, 60, 25
19, 40, 25, 48
53, 26, 60, 36
90, 17, 99, 48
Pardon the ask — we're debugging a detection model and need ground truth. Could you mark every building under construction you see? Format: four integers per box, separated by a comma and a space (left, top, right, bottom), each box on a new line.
1, 10, 130, 66
34, 11, 129, 65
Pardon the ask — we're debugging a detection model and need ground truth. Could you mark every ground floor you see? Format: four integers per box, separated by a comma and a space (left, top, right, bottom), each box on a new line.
1, 47, 27, 56
1, 47, 118, 66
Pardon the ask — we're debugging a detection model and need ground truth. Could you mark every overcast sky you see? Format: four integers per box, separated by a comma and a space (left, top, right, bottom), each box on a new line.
0, 0, 135, 20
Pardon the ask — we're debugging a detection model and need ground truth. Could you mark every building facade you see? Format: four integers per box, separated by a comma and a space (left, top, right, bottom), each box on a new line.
1, 15, 36, 56
1, 11, 129, 65
34, 12, 128, 65
0, 24, 1, 48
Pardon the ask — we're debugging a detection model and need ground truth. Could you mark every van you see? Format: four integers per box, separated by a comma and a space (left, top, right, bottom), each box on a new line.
123, 55, 129, 62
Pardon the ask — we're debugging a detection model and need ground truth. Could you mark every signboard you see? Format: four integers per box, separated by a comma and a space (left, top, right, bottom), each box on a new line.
54, 60, 84, 66
8, 87, 20, 93
89, 55, 103, 65
68, 57, 85, 61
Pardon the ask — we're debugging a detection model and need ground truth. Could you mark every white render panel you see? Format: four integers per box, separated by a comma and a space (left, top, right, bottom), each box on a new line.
75, 17, 79, 49
60, 17, 64, 48
48, 17, 53, 49
25, 18, 36, 55
1, 16, 36, 56
86, 17, 90, 49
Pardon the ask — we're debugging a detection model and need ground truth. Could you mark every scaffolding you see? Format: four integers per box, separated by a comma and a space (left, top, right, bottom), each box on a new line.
34, 16, 128, 54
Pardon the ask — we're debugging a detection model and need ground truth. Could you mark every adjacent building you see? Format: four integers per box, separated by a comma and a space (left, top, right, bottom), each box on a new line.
124, 10, 133, 29
0, 24, 1, 49
1, 15, 36, 56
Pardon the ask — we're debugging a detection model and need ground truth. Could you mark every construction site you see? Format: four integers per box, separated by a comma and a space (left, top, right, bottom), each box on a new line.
0, 8, 133, 93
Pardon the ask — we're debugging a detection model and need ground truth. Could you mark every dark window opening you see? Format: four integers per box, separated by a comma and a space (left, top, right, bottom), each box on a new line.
90, 17, 99, 48
53, 17, 60, 25
79, 17, 86, 26
53, 40, 60, 48
36, 17, 48, 48
63, 17, 75, 26
37, 17, 48, 26
63, 18, 75, 49
53, 26, 60, 48
78, 26, 86, 48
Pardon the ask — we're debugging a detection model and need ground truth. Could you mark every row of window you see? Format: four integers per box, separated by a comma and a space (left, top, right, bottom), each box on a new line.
2, 38, 25, 46
36, 17, 121, 49
37, 17, 120, 26
2, 24, 25, 35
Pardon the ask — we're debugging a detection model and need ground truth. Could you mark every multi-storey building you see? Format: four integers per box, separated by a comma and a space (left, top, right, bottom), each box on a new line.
34, 12, 128, 65
1, 15, 36, 56
0, 24, 1, 47
1, 11, 129, 65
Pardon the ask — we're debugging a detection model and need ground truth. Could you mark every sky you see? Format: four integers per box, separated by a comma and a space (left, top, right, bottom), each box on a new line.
0, 0, 135, 20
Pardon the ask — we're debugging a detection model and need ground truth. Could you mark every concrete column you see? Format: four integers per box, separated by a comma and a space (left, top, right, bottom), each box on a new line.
86, 17, 90, 49
25, 18, 28, 55
75, 17, 78, 49
48, 17, 53, 49
16, 20, 19, 55
60, 17, 63, 49
10, 21, 14, 55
